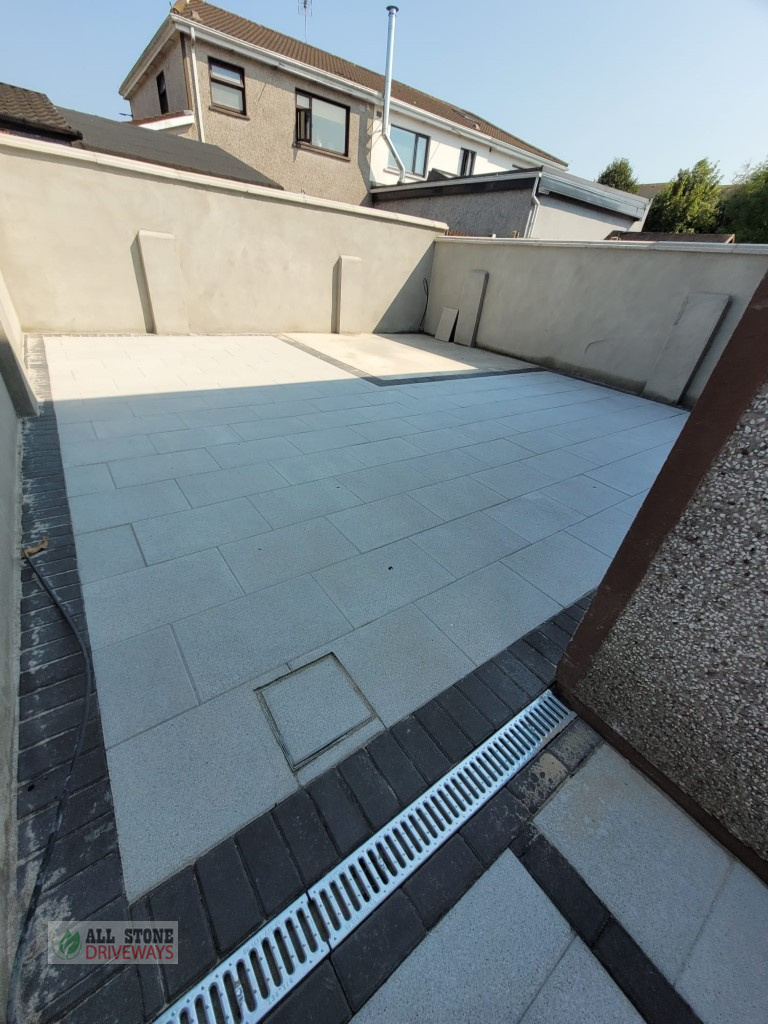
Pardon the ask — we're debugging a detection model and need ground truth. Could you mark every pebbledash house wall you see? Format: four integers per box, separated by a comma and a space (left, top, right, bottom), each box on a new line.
565, 375, 768, 864
129, 37, 372, 206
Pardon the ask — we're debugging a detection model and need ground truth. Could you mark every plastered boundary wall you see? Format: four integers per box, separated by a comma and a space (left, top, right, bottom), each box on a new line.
0, 135, 446, 336
426, 237, 768, 405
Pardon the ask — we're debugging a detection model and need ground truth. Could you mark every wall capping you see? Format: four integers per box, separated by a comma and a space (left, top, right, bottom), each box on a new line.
435, 236, 768, 256
0, 134, 448, 233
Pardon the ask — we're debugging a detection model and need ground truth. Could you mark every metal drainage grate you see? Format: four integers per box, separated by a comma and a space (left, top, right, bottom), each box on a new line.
155, 690, 573, 1024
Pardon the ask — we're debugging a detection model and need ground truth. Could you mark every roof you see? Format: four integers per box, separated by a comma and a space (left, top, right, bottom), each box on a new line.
128, 0, 566, 168
0, 86, 281, 190
372, 166, 649, 221
608, 231, 736, 244
0, 81, 81, 141
637, 182, 667, 201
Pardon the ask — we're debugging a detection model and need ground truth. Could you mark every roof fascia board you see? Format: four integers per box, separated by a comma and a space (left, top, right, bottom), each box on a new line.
540, 171, 648, 219
0, 132, 449, 232
138, 112, 196, 131
123, 14, 567, 170
171, 17, 378, 104
120, 18, 177, 97
370, 168, 539, 198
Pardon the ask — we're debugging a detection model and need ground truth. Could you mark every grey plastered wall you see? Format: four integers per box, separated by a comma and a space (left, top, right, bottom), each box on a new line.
373, 188, 533, 238
426, 238, 768, 404
0, 138, 444, 336
566, 378, 768, 861
0, 368, 20, 1010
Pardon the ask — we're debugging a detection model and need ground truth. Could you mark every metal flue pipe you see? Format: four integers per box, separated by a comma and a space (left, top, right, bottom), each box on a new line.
382, 5, 406, 182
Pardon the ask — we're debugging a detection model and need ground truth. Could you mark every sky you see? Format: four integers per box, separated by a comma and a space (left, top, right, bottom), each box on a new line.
1, 0, 766, 183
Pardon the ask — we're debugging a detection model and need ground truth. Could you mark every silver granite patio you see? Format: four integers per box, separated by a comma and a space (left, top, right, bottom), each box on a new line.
43, 332, 687, 899
352, 744, 768, 1024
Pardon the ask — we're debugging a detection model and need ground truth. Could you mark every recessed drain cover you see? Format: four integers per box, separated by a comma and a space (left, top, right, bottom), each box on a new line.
155, 690, 574, 1024
258, 655, 376, 771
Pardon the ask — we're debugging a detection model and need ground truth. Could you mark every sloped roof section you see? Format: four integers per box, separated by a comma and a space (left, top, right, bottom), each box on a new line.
168, 0, 566, 167
61, 107, 282, 189
0, 81, 81, 140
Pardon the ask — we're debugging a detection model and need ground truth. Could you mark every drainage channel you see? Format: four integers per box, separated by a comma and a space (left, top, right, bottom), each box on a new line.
156, 690, 574, 1024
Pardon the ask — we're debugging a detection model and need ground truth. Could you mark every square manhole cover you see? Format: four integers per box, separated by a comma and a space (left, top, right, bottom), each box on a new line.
258, 654, 376, 771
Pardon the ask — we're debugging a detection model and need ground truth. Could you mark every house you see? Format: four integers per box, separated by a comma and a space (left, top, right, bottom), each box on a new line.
0, 80, 281, 189
371, 167, 650, 240
119, 0, 568, 206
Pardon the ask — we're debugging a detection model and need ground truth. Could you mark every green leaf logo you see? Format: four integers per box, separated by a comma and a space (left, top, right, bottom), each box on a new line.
55, 928, 81, 960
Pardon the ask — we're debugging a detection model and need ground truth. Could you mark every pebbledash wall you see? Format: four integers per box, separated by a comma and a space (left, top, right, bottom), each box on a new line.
0, 134, 445, 336
426, 236, 768, 405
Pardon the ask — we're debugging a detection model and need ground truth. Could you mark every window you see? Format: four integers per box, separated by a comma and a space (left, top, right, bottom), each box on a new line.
387, 125, 430, 176
156, 72, 169, 115
295, 91, 349, 155
209, 59, 245, 114
459, 148, 476, 176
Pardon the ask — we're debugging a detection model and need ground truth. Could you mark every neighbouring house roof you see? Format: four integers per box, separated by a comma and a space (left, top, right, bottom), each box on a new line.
61, 107, 282, 188
637, 182, 667, 201
0, 82, 282, 189
608, 231, 736, 244
124, 0, 567, 169
372, 167, 649, 222
0, 81, 82, 141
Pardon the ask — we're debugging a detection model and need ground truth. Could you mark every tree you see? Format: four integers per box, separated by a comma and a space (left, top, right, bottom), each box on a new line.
597, 157, 639, 194
719, 159, 768, 243
644, 159, 722, 233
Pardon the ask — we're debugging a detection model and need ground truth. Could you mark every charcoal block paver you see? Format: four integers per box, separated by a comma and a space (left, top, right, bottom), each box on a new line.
338, 750, 401, 828
149, 867, 216, 999
404, 834, 483, 929
461, 789, 528, 865
237, 814, 303, 918
273, 790, 338, 886
522, 835, 610, 945
435, 685, 494, 745
308, 770, 371, 856
509, 752, 569, 813
391, 716, 451, 784
366, 731, 427, 805
266, 961, 351, 1024
332, 890, 426, 1011
196, 838, 263, 953
414, 700, 473, 762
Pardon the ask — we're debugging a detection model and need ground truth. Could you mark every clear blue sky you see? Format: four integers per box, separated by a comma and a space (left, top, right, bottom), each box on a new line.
1, 0, 765, 183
